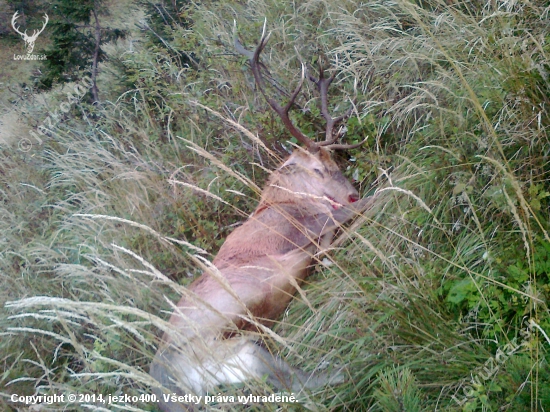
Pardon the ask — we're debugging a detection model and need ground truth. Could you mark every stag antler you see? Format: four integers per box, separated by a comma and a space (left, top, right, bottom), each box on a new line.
308, 61, 368, 150
235, 21, 368, 152
235, 21, 318, 152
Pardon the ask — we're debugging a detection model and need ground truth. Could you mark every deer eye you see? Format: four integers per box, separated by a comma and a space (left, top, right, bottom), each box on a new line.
314, 169, 325, 178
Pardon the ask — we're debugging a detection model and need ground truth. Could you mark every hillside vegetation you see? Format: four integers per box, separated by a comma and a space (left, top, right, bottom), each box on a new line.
1, 0, 549, 411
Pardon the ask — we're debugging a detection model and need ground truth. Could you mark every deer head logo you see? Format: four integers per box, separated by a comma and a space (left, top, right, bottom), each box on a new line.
11, 11, 49, 54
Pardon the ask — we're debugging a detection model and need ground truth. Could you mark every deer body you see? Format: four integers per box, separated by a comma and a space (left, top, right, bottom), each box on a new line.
151, 26, 374, 412
152, 149, 373, 411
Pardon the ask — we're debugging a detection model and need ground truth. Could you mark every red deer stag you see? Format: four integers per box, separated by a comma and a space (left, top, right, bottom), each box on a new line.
150, 25, 374, 412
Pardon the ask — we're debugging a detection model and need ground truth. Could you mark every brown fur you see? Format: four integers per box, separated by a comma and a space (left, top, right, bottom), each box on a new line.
151, 148, 374, 411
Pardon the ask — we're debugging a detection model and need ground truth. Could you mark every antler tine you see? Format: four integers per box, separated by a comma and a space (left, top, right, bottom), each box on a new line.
317, 104, 354, 147
325, 136, 369, 151
235, 21, 319, 152
11, 11, 25, 36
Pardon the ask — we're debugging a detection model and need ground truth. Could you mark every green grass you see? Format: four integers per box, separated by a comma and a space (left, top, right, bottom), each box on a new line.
1, 0, 549, 411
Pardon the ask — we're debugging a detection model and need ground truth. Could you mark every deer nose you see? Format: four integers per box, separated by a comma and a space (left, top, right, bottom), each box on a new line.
349, 194, 359, 203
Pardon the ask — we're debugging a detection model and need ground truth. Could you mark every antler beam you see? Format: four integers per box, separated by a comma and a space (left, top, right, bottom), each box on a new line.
308, 65, 352, 147
235, 21, 368, 152
235, 23, 319, 152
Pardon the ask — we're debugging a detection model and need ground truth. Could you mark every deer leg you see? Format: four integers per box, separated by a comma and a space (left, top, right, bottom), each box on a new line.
237, 340, 344, 392
151, 347, 197, 412
151, 337, 344, 411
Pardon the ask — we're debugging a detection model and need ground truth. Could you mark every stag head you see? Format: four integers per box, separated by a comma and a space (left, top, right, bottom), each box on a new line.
11, 11, 49, 54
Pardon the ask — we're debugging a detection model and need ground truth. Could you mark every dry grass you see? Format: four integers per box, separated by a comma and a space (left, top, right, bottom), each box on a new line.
1, 0, 549, 411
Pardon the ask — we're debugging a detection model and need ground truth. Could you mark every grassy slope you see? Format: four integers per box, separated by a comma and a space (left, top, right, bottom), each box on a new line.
1, 0, 549, 411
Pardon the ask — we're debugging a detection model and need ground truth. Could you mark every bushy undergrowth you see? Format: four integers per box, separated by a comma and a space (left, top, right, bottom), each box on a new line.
1, 0, 549, 411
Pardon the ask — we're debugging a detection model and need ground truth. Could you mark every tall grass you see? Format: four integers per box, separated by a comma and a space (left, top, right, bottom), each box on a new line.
1, 0, 549, 411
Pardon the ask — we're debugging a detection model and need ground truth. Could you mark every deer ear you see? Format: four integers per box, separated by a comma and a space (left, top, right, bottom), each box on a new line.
282, 151, 305, 167
282, 157, 296, 167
